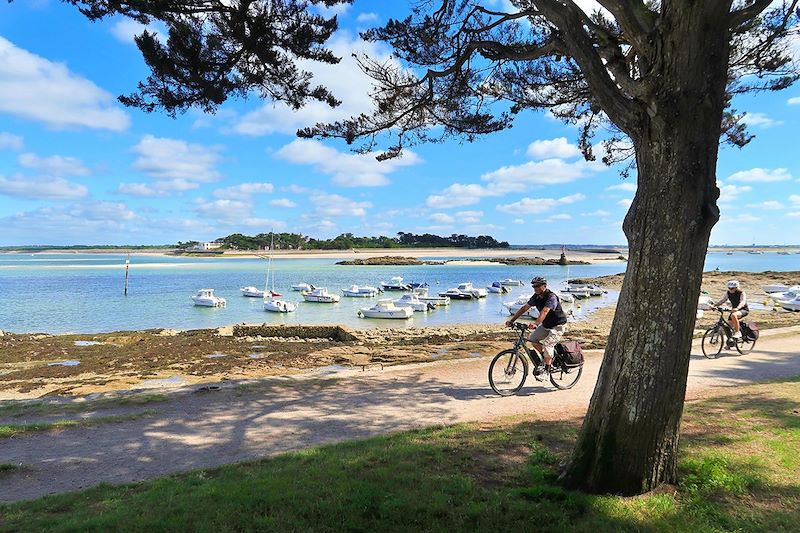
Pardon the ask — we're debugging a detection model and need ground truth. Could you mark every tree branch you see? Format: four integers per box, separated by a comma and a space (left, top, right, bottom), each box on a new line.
729, 0, 777, 28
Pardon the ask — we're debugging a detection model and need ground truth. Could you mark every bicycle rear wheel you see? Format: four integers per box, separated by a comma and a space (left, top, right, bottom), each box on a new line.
489, 349, 528, 396
701, 326, 723, 359
549, 361, 583, 390
735, 335, 757, 355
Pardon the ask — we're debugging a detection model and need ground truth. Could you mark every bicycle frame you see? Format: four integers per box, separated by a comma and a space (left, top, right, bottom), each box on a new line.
510, 324, 544, 367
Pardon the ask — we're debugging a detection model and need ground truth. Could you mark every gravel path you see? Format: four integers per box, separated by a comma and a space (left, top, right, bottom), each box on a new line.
2, 326, 799, 503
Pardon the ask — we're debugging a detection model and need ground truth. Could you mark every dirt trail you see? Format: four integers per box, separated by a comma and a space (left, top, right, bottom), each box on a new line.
2, 327, 799, 503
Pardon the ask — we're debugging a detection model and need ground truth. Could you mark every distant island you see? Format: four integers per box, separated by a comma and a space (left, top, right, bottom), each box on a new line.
186, 232, 510, 251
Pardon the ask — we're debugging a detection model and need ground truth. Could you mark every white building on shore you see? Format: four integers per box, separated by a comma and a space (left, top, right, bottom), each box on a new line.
193, 241, 224, 251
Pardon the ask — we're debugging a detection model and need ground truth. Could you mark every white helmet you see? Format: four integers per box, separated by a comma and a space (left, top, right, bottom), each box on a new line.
727, 280, 740, 289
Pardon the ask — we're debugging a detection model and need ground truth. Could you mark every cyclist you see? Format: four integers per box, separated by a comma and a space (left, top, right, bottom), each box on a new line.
505, 276, 568, 374
713, 280, 749, 339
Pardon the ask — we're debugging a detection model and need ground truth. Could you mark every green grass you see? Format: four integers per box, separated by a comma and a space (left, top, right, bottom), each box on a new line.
0, 410, 157, 439
0, 393, 168, 418
0, 381, 798, 532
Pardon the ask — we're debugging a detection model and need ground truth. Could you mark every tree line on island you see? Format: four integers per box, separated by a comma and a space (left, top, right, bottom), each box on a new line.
179, 232, 509, 251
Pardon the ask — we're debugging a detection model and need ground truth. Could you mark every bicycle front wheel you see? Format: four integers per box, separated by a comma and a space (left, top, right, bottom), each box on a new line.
489, 349, 528, 396
701, 327, 723, 359
549, 363, 583, 390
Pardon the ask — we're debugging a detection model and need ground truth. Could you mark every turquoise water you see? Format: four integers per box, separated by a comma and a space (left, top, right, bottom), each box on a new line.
0, 251, 795, 334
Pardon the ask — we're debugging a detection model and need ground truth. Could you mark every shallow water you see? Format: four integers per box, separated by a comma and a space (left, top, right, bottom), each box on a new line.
0, 252, 794, 334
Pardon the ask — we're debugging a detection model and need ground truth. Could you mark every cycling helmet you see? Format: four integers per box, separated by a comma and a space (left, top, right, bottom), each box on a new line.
727, 280, 740, 289
531, 276, 547, 286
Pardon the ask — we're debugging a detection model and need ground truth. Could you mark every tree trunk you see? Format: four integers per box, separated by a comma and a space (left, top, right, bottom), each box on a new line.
561, 5, 731, 495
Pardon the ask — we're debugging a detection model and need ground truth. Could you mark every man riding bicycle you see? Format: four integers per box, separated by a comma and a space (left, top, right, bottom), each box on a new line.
713, 280, 749, 339
505, 276, 568, 374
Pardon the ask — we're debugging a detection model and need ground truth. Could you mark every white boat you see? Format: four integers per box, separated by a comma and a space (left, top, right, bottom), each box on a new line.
779, 296, 800, 311
500, 279, 523, 286
771, 285, 800, 301
264, 298, 298, 313
393, 293, 435, 312
381, 276, 410, 291
747, 250, 763, 254
556, 292, 575, 303
342, 285, 381, 297
457, 282, 487, 298
563, 283, 604, 297
192, 288, 226, 307
777, 251, 791, 255
763, 283, 791, 294
487, 281, 510, 294
358, 299, 413, 319
262, 234, 298, 313
502, 296, 540, 318
291, 282, 315, 292
302, 287, 340, 303
439, 287, 474, 300
414, 287, 450, 306
240, 286, 266, 298
697, 292, 715, 311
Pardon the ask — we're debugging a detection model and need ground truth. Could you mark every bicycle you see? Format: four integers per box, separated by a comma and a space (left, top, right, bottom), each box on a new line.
701, 307, 757, 358
488, 322, 583, 396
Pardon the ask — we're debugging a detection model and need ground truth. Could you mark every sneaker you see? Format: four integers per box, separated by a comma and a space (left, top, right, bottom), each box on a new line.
533, 365, 545, 376
732, 331, 742, 339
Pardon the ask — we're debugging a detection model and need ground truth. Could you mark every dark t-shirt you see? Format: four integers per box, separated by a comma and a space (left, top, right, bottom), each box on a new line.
527, 289, 568, 328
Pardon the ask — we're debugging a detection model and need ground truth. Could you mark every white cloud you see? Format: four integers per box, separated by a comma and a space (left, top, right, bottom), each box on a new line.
0, 201, 135, 241
284, 184, 311, 194
0, 37, 130, 131
275, 138, 420, 187
456, 210, 483, 223
310, 192, 371, 217
727, 167, 792, 182
787, 212, 800, 218
512, 218, 525, 224
269, 198, 297, 208
117, 183, 163, 198
789, 96, 800, 105
496, 193, 586, 214
319, 219, 336, 230
723, 213, 761, 223
109, 18, 167, 44
18, 152, 89, 177
745, 200, 785, 210
213, 182, 275, 200
430, 213, 455, 224
131, 135, 222, 192
426, 183, 520, 208
547, 213, 572, 221
617, 198, 633, 208
789, 194, 800, 207
741, 112, 783, 128
718, 183, 752, 203
315, 3, 350, 17
526, 137, 581, 159
480, 158, 599, 188
0, 175, 88, 200
356, 12, 379, 23
0, 132, 23, 151
581, 210, 611, 217
605, 182, 636, 192
234, 33, 393, 135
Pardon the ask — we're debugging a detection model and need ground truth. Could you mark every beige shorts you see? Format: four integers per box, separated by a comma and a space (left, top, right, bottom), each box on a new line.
529, 324, 566, 357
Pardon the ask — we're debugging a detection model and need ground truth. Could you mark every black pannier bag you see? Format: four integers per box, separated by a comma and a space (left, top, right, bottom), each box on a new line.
555, 341, 584, 367
742, 321, 759, 341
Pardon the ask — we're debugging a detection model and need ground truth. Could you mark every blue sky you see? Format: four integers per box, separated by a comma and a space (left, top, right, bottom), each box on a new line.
0, 0, 798, 246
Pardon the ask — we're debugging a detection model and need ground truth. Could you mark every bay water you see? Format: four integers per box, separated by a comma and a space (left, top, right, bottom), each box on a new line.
0, 251, 795, 334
